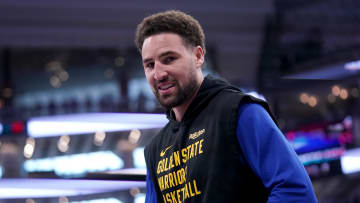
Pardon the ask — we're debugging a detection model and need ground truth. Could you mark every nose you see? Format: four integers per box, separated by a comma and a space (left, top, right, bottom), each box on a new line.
154, 63, 168, 81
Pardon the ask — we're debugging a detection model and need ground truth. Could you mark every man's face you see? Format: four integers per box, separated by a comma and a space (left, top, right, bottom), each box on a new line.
141, 33, 202, 109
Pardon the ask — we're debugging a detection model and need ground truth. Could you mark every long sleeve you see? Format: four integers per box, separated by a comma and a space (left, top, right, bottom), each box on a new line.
236, 103, 318, 203
145, 171, 158, 203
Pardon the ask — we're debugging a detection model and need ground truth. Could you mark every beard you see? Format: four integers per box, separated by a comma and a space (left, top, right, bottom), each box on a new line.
154, 71, 198, 109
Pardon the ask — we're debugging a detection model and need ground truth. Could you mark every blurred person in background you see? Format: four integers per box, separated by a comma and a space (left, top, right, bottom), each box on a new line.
135, 10, 317, 203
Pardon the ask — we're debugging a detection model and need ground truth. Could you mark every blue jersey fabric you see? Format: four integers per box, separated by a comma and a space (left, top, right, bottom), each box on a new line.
236, 103, 317, 202
145, 170, 158, 203
145, 103, 317, 203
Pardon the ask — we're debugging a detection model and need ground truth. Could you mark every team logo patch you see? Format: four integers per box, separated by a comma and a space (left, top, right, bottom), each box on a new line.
189, 129, 205, 140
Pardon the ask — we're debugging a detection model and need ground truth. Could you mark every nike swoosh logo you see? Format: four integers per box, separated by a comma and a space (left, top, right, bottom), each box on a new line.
160, 145, 172, 157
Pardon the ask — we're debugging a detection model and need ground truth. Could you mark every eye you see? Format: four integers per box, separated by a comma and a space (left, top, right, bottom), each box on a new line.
144, 62, 154, 69
163, 56, 176, 64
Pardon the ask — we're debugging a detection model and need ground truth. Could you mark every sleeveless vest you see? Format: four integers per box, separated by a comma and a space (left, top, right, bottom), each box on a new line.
144, 75, 275, 203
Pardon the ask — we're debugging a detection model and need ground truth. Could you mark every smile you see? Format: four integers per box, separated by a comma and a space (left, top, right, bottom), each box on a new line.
157, 83, 176, 95
159, 84, 175, 90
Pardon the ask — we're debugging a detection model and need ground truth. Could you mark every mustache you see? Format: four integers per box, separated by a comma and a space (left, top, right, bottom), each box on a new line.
155, 78, 177, 85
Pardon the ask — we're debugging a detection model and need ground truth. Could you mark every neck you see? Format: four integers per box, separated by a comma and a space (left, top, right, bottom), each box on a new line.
172, 76, 204, 122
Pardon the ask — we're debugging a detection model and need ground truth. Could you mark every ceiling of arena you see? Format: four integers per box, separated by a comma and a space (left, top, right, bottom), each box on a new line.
0, 0, 273, 87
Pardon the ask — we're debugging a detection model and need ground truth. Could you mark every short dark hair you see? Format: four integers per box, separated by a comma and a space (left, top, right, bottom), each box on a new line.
135, 10, 206, 54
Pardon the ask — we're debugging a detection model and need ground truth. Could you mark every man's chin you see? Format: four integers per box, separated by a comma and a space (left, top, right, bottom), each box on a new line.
158, 96, 179, 109
159, 99, 175, 108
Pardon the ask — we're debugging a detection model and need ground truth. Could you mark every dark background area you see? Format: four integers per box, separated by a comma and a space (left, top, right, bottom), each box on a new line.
0, 0, 360, 202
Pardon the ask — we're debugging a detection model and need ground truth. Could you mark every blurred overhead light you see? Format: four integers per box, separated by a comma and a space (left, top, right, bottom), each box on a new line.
130, 187, 140, 197
93, 131, 106, 146
50, 76, 61, 88
58, 135, 70, 153
341, 147, 360, 174
24, 137, 36, 159
340, 89, 348, 100
344, 59, 360, 71
24, 151, 124, 176
300, 93, 309, 104
134, 194, 145, 203
128, 129, 141, 144
58, 71, 69, 82
59, 196, 69, 203
0, 179, 145, 199
332, 85, 341, 96
104, 168, 146, 175
25, 199, 35, 203
23, 144, 34, 159
27, 113, 167, 138
0, 188, 79, 199
308, 96, 317, 107
133, 147, 146, 169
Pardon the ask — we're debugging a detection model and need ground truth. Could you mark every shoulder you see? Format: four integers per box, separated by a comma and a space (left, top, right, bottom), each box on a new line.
210, 88, 247, 110
238, 103, 267, 115
219, 89, 265, 106
216, 89, 270, 114
238, 102, 274, 124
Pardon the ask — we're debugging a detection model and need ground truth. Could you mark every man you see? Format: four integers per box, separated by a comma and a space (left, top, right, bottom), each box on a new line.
135, 10, 317, 203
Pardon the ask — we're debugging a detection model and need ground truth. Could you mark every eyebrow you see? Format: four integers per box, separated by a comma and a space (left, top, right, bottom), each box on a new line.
142, 58, 153, 64
142, 51, 177, 64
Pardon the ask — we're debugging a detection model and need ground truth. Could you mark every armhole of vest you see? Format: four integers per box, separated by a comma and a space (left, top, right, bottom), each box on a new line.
234, 96, 263, 169
144, 143, 162, 198
239, 94, 278, 126
229, 94, 247, 160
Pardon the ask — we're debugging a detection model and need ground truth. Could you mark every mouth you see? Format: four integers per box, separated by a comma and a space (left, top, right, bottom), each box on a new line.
158, 83, 175, 90
157, 83, 176, 95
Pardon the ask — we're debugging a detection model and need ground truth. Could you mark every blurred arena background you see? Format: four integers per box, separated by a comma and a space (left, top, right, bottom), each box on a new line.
0, 0, 360, 202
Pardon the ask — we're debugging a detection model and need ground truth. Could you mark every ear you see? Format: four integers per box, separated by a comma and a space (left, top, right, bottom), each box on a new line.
193, 46, 205, 68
